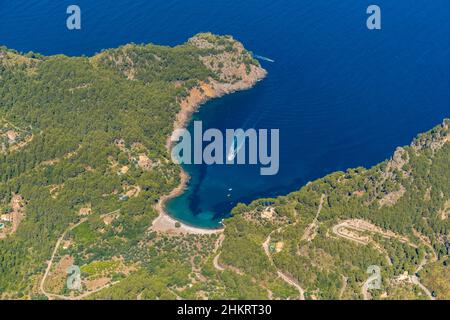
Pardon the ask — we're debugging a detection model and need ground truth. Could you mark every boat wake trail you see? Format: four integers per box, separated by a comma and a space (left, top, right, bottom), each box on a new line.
227, 133, 246, 162
254, 54, 275, 63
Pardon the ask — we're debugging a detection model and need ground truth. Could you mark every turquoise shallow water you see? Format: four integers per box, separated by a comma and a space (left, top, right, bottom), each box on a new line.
1, 0, 450, 228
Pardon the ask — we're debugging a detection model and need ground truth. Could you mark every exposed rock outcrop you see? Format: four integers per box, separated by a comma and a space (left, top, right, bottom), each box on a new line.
171, 33, 267, 146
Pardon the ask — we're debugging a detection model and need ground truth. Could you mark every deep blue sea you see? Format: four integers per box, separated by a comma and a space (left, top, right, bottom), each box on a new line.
1, 1, 449, 228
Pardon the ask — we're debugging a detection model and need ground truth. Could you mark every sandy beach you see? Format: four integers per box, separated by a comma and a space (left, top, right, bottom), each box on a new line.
152, 170, 223, 235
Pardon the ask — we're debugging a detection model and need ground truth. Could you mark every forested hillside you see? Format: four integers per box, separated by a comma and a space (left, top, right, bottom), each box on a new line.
219, 120, 449, 300
92, 121, 449, 300
0, 34, 448, 300
0, 34, 262, 298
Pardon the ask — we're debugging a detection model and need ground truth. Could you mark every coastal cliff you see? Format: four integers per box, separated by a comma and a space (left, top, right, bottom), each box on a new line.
0, 34, 268, 296
2, 33, 448, 300
171, 33, 267, 146
154, 33, 267, 234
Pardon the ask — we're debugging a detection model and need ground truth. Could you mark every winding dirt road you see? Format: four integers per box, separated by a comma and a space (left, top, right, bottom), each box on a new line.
411, 257, 436, 300
301, 195, 326, 242
263, 230, 305, 300
40, 218, 87, 299
362, 274, 379, 300
40, 210, 121, 300
339, 275, 348, 300
260, 194, 326, 300
212, 234, 226, 272
333, 220, 437, 300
